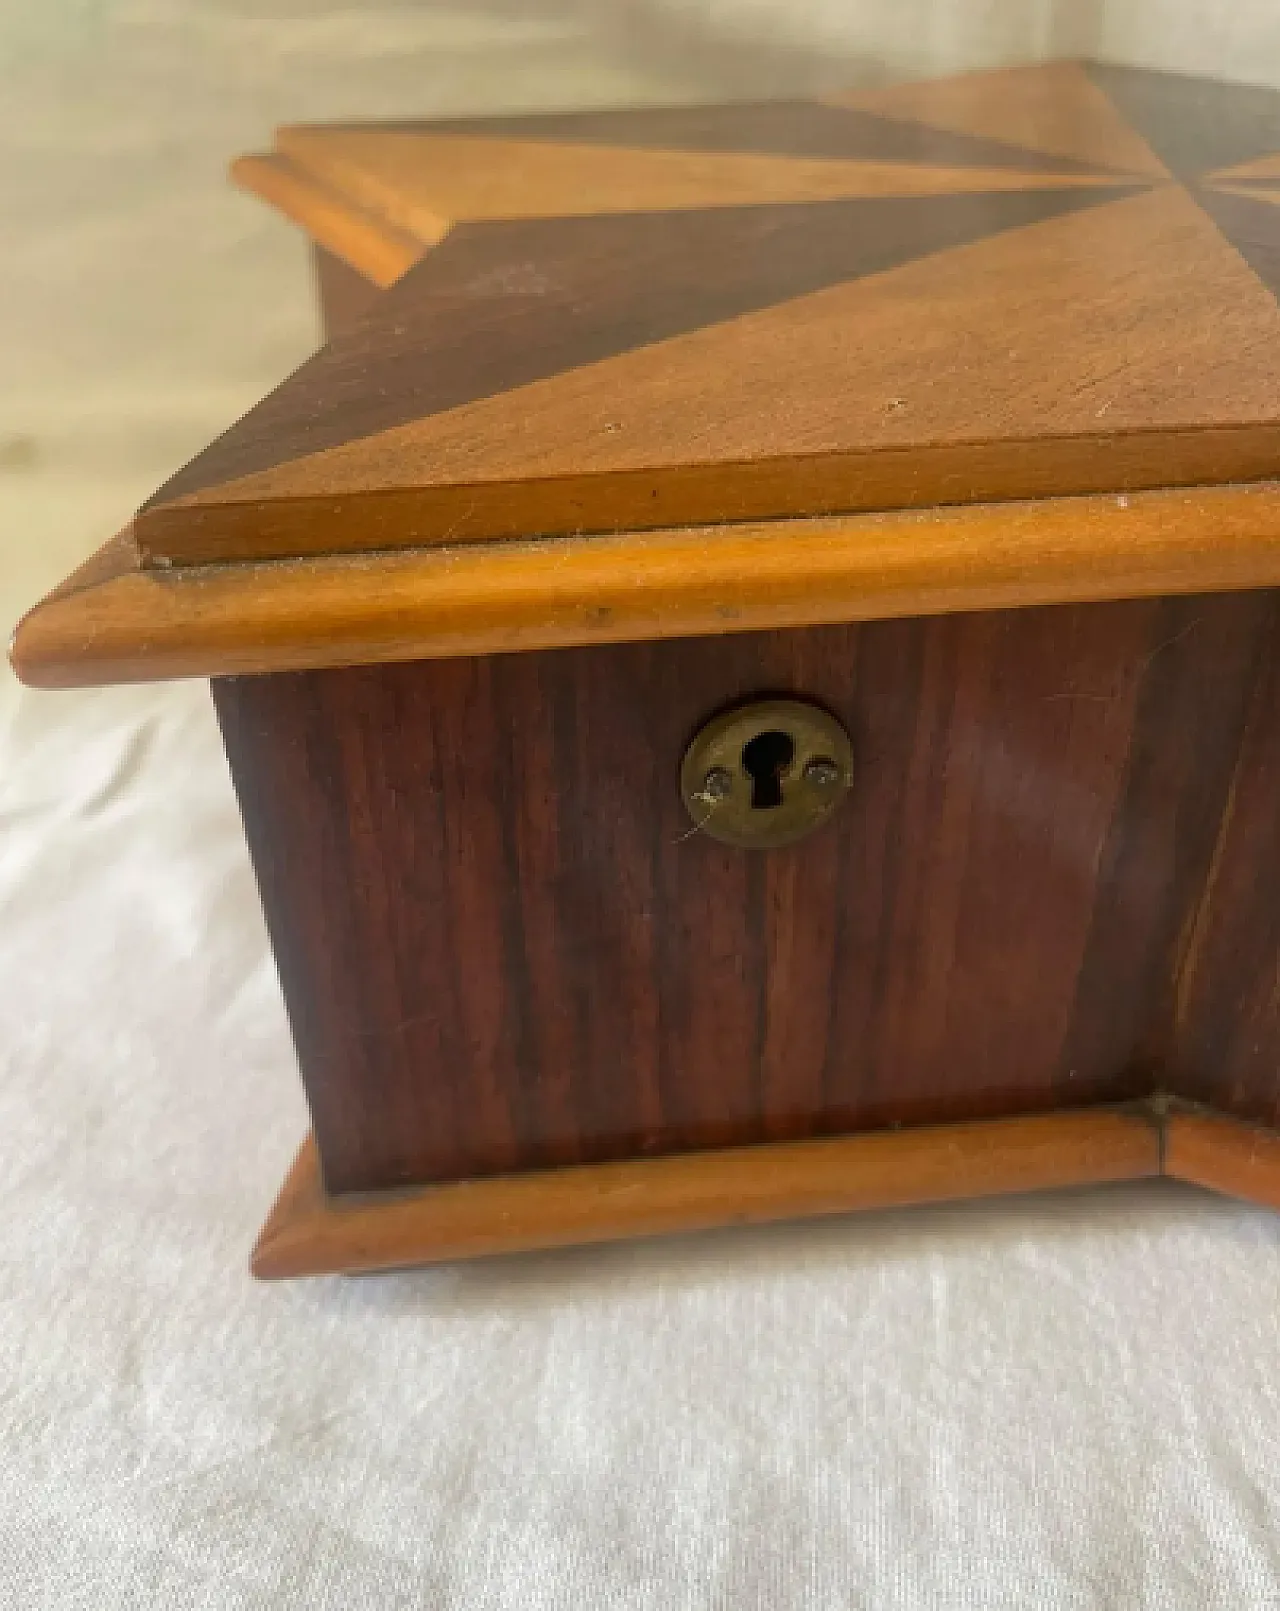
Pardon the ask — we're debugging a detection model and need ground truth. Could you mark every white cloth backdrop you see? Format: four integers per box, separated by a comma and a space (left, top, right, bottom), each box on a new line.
3, 5, 1280, 1605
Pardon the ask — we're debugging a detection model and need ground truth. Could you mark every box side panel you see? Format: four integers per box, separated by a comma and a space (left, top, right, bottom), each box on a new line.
1167, 608, 1280, 1127
212, 591, 1276, 1194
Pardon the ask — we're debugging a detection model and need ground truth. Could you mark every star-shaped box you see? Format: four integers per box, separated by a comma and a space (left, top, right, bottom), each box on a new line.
15, 61, 1280, 1278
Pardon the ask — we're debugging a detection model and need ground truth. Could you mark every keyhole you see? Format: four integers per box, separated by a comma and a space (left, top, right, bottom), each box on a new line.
741, 728, 795, 811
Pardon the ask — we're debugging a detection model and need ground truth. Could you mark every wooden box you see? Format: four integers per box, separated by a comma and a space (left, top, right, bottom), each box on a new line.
15, 61, 1280, 1278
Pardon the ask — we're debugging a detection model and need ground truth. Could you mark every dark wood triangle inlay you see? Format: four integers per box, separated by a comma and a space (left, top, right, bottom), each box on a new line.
311, 100, 1119, 177
1196, 184, 1280, 300
1086, 64, 1280, 179
149, 183, 1146, 508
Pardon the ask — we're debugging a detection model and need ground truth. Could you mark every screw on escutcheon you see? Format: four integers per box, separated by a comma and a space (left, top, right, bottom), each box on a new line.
803, 756, 842, 787
701, 766, 734, 801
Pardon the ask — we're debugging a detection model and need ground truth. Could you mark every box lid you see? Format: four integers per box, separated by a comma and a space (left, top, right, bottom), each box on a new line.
14, 60, 1280, 686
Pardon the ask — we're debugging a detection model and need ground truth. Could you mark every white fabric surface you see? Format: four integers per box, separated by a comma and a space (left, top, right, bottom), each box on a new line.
4, 5, 1280, 1606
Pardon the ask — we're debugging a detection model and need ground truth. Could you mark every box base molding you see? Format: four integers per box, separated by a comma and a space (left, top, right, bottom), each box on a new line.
1162, 1107, 1280, 1211
250, 1104, 1275, 1280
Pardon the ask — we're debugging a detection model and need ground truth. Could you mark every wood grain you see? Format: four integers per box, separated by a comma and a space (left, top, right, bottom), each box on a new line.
137, 422, 1280, 573
13, 483, 1280, 690
136, 176, 1280, 570
254, 1101, 1280, 1276
830, 60, 1170, 178
16, 64, 1280, 1282
212, 590, 1274, 1194
250, 1109, 1162, 1278
144, 182, 1164, 558
233, 65, 1196, 284
134, 62, 1280, 570
241, 187, 1274, 521
1085, 63, 1280, 181
1195, 187, 1280, 300
277, 127, 1131, 235
337, 97, 1115, 172
1163, 1108, 1280, 1211
230, 151, 420, 286
1168, 611, 1280, 1130
233, 66, 1154, 289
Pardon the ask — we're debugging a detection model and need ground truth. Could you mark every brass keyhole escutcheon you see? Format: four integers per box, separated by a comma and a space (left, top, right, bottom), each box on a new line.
679, 698, 853, 849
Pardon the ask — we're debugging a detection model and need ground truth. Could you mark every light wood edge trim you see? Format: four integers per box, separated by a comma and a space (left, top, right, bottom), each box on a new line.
1163, 1108, 1280, 1211
12, 482, 1280, 689
274, 126, 453, 255
229, 152, 422, 288
250, 1110, 1161, 1279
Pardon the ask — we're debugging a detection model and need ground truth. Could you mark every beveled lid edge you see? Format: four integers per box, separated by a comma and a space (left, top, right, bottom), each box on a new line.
230, 150, 424, 286
12, 482, 1280, 689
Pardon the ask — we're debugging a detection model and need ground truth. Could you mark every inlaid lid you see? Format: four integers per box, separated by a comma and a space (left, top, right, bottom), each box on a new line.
13, 60, 1280, 686
146, 59, 1280, 569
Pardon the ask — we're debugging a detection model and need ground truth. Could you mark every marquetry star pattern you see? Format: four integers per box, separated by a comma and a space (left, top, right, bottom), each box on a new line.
141, 60, 1280, 564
